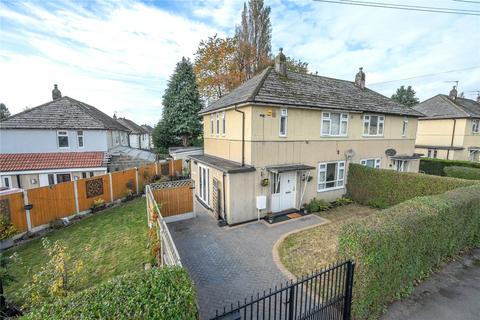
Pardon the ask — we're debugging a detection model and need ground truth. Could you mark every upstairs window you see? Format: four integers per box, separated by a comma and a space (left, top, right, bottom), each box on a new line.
279, 109, 288, 137
210, 114, 214, 134
57, 131, 69, 148
472, 119, 479, 134
222, 112, 226, 135
321, 112, 348, 136
77, 130, 84, 148
361, 158, 381, 168
216, 113, 220, 135
363, 115, 384, 136
402, 117, 408, 136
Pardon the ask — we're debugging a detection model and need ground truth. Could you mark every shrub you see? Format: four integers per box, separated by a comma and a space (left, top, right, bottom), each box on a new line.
444, 166, 480, 180
420, 158, 480, 176
334, 197, 353, 206
24, 267, 197, 320
346, 164, 476, 207
307, 198, 330, 213
367, 198, 389, 209
338, 184, 480, 319
0, 216, 17, 241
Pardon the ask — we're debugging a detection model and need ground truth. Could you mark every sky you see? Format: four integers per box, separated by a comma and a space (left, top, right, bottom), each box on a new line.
0, 0, 479, 126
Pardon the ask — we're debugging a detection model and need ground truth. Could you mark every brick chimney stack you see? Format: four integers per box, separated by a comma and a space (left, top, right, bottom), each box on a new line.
354, 67, 365, 89
274, 48, 287, 77
52, 84, 62, 100
448, 85, 457, 100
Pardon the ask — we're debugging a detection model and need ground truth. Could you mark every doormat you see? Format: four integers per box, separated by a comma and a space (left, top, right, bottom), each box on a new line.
287, 213, 302, 219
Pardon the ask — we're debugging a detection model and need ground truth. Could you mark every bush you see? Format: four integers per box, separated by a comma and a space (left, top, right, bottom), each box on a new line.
307, 198, 330, 212
444, 166, 480, 180
346, 164, 476, 207
420, 158, 480, 176
0, 216, 17, 241
338, 184, 480, 319
23, 267, 197, 320
367, 198, 389, 209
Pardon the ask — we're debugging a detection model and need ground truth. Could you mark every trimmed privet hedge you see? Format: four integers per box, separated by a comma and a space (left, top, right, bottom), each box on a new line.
338, 184, 480, 319
444, 166, 480, 180
346, 164, 476, 207
420, 158, 480, 176
23, 267, 197, 320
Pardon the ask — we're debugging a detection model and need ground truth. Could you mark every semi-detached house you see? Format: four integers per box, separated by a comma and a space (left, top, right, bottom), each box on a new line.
190, 49, 424, 225
0, 85, 130, 189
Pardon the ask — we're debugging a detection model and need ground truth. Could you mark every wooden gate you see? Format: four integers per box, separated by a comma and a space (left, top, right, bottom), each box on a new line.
150, 179, 193, 217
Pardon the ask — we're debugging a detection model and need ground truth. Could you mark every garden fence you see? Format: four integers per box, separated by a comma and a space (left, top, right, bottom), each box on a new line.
0, 159, 182, 234
145, 184, 183, 266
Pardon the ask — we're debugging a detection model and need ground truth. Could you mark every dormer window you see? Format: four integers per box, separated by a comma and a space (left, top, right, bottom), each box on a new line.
57, 130, 69, 148
279, 109, 288, 137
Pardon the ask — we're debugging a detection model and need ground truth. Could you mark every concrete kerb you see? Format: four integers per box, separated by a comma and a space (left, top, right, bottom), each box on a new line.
271, 215, 331, 280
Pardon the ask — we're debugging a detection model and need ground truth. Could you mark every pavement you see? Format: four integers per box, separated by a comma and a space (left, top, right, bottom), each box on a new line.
381, 248, 480, 320
168, 203, 326, 319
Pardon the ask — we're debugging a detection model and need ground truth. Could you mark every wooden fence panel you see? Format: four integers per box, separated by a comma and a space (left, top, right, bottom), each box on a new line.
111, 169, 137, 200
171, 159, 183, 176
77, 174, 111, 212
138, 164, 157, 191
152, 186, 192, 217
1, 192, 28, 232
28, 182, 76, 228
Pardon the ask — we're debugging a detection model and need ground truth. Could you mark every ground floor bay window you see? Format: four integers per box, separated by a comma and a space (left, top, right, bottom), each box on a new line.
317, 161, 345, 192
198, 164, 210, 205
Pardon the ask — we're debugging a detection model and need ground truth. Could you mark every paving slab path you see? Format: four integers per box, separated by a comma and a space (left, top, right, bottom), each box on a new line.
168, 205, 326, 319
381, 248, 480, 320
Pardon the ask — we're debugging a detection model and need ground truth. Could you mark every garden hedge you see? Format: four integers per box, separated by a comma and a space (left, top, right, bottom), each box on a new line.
346, 164, 476, 207
24, 267, 197, 320
420, 158, 480, 176
338, 183, 480, 319
444, 166, 480, 180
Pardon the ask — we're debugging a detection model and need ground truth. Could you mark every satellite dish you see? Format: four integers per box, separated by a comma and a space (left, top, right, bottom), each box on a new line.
385, 148, 397, 157
344, 149, 355, 160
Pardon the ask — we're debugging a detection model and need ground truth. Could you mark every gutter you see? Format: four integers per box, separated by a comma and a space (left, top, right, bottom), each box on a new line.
234, 106, 245, 166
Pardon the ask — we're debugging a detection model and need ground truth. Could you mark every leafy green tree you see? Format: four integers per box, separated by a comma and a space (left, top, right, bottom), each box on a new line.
285, 56, 309, 74
391, 85, 419, 107
0, 103, 10, 120
155, 58, 203, 150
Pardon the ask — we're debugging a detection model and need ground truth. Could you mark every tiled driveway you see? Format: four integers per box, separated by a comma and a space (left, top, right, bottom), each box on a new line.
168, 206, 326, 319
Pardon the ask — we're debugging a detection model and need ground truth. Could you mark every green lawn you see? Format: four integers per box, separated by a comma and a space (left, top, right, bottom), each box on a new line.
5, 197, 148, 303
278, 204, 378, 277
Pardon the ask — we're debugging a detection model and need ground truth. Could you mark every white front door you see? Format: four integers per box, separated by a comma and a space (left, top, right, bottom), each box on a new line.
271, 172, 297, 212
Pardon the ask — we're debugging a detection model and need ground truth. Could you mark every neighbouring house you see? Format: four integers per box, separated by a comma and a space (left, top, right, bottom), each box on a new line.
115, 116, 152, 150
413, 87, 480, 162
0, 85, 150, 189
189, 49, 423, 225
141, 124, 155, 149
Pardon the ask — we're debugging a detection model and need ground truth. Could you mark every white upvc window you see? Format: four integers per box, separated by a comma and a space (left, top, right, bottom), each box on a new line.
361, 158, 381, 169
363, 114, 384, 136
198, 164, 210, 205
321, 112, 348, 136
393, 159, 409, 172
472, 119, 479, 134
317, 161, 345, 192
427, 149, 438, 158
210, 114, 214, 135
222, 111, 226, 135
402, 116, 408, 136
57, 130, 69, 148
279, 108, 288, 137
77, 130, 84, 148
216, 113, 220, 135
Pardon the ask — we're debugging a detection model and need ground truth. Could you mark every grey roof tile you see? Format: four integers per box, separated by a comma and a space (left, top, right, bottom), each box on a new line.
0, 96, 129, 131
116, 118, 148, 134
201, 67, 423, 117
413, 95, 480, 119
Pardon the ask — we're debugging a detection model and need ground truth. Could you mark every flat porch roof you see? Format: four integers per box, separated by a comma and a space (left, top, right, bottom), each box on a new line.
266, 164, 315, 173
189, 154, 256, 174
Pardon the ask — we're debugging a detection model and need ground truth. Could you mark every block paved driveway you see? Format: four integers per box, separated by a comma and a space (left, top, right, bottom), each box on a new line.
168, 206, 325, 319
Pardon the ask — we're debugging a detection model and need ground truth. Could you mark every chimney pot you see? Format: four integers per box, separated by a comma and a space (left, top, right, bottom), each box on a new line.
52, 84, 62, 100
449, 85, 457, 100
274, 48, 287, 77
354, 67, 365, 89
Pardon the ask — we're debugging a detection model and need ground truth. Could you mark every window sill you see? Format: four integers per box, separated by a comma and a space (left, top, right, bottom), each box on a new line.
362, 135, 384, 138
320, 135, 348, 138
317, 186, 345, 193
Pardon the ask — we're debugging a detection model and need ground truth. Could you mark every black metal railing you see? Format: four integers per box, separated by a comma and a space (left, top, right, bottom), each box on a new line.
211, 261, 355, 320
